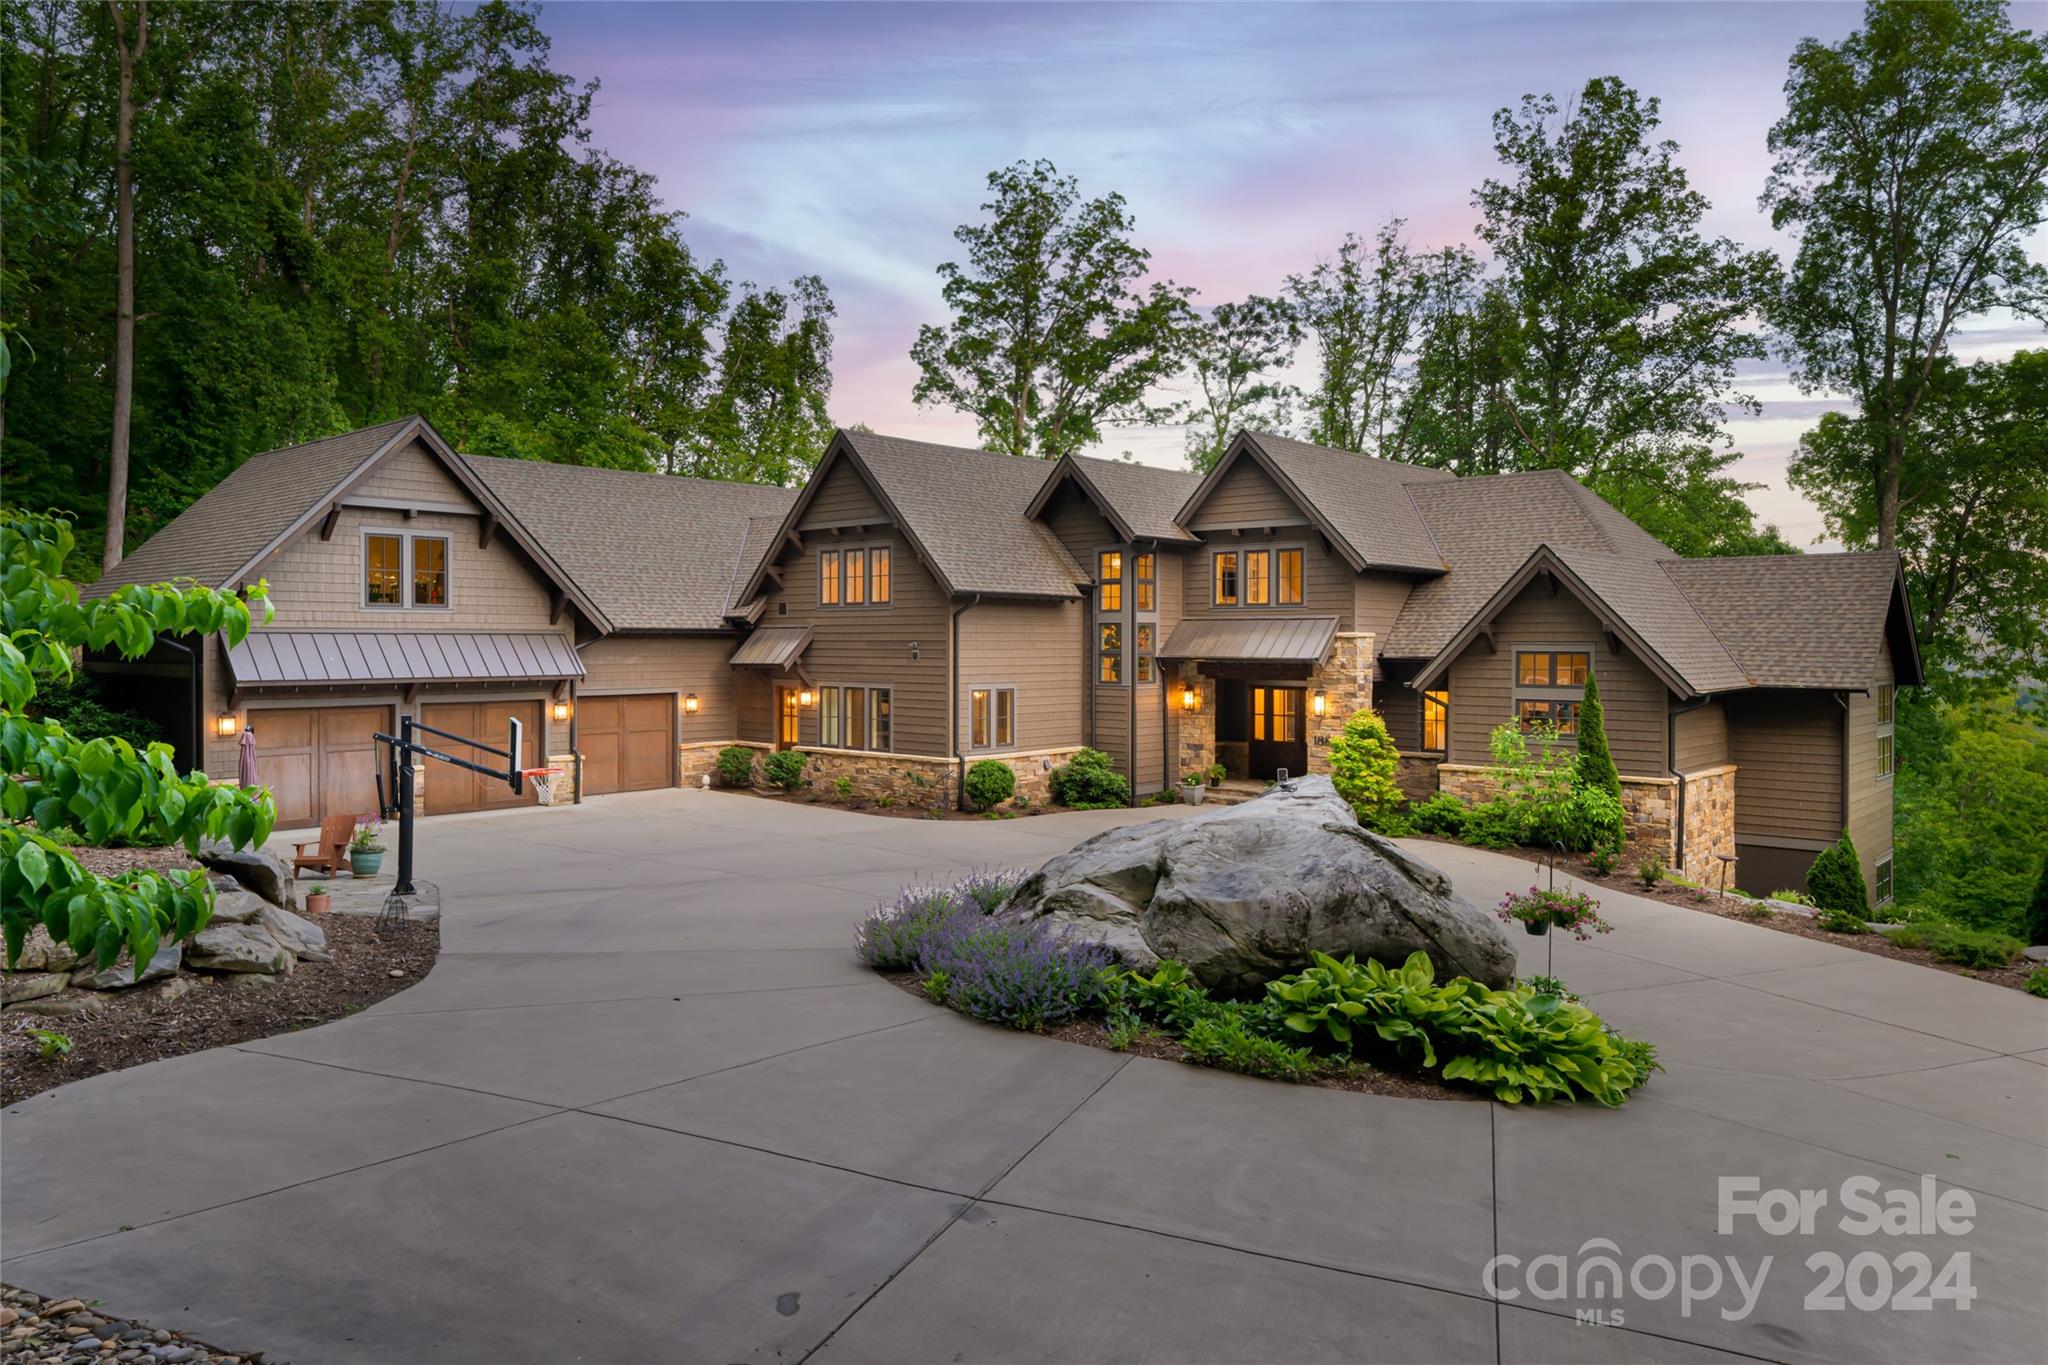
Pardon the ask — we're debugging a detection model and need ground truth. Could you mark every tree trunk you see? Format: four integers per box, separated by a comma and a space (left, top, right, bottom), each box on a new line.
102, 0, 146, 575
1878, 425, 1903, 551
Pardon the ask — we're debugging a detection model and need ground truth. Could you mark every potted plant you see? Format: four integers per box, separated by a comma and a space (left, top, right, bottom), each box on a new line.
1206, 761, 1226, 788
305, 883, 332, 914
1496, 885, 1611, 940
1178, 772, 1207, 805
349, 821, 386, 877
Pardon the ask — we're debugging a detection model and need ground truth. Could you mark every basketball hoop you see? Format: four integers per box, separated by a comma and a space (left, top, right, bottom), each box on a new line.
521, 765, 566, 806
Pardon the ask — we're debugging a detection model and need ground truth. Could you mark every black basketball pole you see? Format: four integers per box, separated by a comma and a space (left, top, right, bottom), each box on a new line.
373, 712, 519, 901
395, 713, 418, 895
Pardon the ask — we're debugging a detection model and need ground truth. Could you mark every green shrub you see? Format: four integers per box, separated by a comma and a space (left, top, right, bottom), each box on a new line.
1927, 922, 2025, 969
964, 759, 1017, 812
1361, 799, 1414, 837
1410, 793, 1469, 838
24, 671, 163, 753
1050, 747, 1129, 809
1328, 707, 1402, 823
763, 749, 807, 790
1460, 800, 1524, 849
833, 775, 854, 800
1554, 784, 1626, 854
1637, 858, 1665, 887
1573, 667, 1623, 802
1179, 1014, 1320, 1082
715, 746, 756, 787
1883, 924, 1928, 950
1769, 888, 1816, 906
1806, 834, 1870, 917
1815, 906, 1868, 934
2025, 967, 2048, 999
2029, 860, 2048, 946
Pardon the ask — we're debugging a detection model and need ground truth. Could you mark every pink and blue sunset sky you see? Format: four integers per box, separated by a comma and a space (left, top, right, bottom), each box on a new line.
536, 1, 2045, 546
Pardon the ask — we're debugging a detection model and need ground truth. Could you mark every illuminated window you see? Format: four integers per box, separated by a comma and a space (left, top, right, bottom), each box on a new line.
1135, 623, 1155, 683
1135, 553, 1155, 611
1213, 552, 1238, 605
846, 549, 867, 605
366, 532, 448, 608
411, 537, 448, 607
820, 687, 841, 746
1099, 551, 1123, 612
818, 686, 891, 751
1423, 690, 1448, 751
870, 547, 891, 604
820, 551, 840, 606
1277, 548, 1303, 605
1271, 687, 1301, 742
1244, 550, 1270, 605
1516, 699, 1580, 735
365, 534, 403, 606
1875, 683, 1894, 779
1099, 623, 1122, 683
970, 686, 1015, 750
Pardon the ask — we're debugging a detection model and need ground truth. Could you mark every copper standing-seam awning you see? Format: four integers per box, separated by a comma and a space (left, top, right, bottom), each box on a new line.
224, 630, 585, 686
729, 624, 813, 670
1158, 614, 1340, 666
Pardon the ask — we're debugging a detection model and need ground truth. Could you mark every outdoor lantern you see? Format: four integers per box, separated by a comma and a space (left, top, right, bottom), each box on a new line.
683, 693, 699, 714
799, 687, 815, 707
1312, 690, 1327, 716
215, 713, 239, 738
1180, 683, 1198, 713
551, 699, 571, 723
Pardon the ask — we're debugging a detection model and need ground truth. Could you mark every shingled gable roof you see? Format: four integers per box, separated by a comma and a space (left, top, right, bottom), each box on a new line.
463, 455, 796, 632
1025, 454, 1203, 544
735, 430, 1087, 604
1665, 552, 1922, 689
1177, 431, 1453, 574
88, 416, 609, 631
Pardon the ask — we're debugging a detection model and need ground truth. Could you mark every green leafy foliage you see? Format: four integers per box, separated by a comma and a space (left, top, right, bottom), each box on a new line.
2, 510, 276, 976
1806, 833, 1870, 917
715, 746, 756, 787
1495, 885, 1612, 941
1179, 295, 1302, 472
762, 749, 807, 791
1050, 748, 1129, 809
965, 759, 1017, 812
1179, 1014, 1321, 1082
1573, 669, 1623, 802
1410, 793, 1470, 838
833, 775, 854, 800
2025, 967, 2048, 999
30, 1028, 74, 1059
1924, 923, 2025, 970
2030, 861, 2048, 948
1815, 906, 1869, 935
23, 671, 161, 753
1894, 691, 2047, 934
1327, 706, 1402, 824
1637, 859, 1666, 887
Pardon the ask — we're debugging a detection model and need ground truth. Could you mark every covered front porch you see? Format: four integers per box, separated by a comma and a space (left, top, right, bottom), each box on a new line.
1164, 617, 1374, 786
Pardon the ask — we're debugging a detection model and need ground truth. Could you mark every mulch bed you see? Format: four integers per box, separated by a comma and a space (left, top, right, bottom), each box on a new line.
878, 971, 1480, 1102
3, 841, 441, 1108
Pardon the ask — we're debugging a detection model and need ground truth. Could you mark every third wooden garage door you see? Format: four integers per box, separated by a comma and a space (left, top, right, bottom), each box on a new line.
578, 693, 675, 795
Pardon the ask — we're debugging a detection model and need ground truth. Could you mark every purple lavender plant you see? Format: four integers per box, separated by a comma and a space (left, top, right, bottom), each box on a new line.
853, 884, 962, 970
915, 910, 1115, 1030
951, 866, 1030, 916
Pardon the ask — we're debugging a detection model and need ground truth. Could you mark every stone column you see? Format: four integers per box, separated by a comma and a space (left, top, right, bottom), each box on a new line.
1175, 665, 1216, 778
1307, 632, 1374, 775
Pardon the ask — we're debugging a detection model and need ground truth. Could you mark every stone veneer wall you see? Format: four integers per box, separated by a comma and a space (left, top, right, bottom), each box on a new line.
1175, 672, 1218, 779
1435, 763, 1680, 866
779, 745, 1091, 812
1394, 752, 1444, 803
1678, 763, 1738, 886
1305, 633, 1374, 777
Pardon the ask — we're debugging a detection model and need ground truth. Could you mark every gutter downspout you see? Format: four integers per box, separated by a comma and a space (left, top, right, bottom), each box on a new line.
951, 594, 981, 811
1835, 691, 1850, 837
572, 637, 597, 804
1668, 695, 1710, 876
1128, 626, 1138, 808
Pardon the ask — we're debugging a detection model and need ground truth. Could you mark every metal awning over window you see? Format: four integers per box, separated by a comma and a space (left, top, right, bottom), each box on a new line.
1158, 615, 1339, 666
224, 630, 583, 686
729, 624, 813, 670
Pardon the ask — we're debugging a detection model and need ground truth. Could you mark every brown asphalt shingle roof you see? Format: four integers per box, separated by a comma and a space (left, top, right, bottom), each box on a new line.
1234, 432, 1453, 573
1550, 544, 1750, 694
85, 417, 424, 596
1665, 552, 1906, 689
464, 456, 797, 632
838, 431, 1086, 598
1064, 456, 1203, 543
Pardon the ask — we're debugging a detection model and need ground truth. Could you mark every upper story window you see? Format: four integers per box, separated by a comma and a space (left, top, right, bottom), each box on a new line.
364, 531, 450, 610
1513, 649, 1590, 736
1212, 545, 1304, 607
1875, 682, 1894, 779
1213, 552, 1239, 606
1245, 550, 1270, 605
820, 546, 891, 608
1099, 623, 1122, 683
1099, 551, 1123, 612
1276, 548, 1304, 605
1135, 623, 1156, 683
1135, 553, 1155, 611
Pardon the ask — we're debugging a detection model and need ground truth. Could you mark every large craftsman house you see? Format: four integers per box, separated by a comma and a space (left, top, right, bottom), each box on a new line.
88, 417, 1919, 908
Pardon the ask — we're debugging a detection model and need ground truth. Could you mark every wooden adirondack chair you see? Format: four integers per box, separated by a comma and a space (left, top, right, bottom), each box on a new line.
292, 814, 360, 878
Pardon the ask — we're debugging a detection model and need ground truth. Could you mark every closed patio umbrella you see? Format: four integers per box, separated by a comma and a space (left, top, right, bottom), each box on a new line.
237, 726, 259, 788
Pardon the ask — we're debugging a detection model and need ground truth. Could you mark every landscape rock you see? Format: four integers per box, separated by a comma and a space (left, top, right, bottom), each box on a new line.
75, 944, 183, 991
157, 975, 202, 1002
195, 842, 298, 911
1009, 774, 1518, 992
185, 922, 294, 975
9, 927, 80, 973
204, 890, 269, 926
256, 904, 331, 962
8, 990, 110, 1017
1, 971, 73, 1007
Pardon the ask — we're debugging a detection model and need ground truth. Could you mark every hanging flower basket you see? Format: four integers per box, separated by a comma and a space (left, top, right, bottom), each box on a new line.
1497, 885, 1612, 941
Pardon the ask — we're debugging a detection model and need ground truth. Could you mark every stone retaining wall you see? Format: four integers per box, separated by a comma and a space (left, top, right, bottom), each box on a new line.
1678, 763, 1738, 886
1436, 763, 1681, 866
1395, 751, 1444, 803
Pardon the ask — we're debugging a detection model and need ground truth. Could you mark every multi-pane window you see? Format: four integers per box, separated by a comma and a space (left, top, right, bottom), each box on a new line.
818, 685, 891, 751
1875, 854, 1894, 905
1252, 687, 1302, 742
1277, 548, 1304, 605
819, 546, 890, 607
871, 548, 891, 603
1099, 623, 1122, 683
1244, 550, 1271, 605
820, 551, 841, 605
1134, 623, 1155, 683
970, 687, 1016, 749
1423, 690, 1449, 751
1513, 650, 1590, 737
1213, 552, 1239, 605
1135, 554, 1155, 611
364, 532, 448, 609
846, 549, 867, 605
1875, 683, 1894, 779
1099, 551, 1123, 612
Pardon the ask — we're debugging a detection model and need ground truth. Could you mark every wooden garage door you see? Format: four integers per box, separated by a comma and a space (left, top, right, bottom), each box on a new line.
578, 693, 675, 795
250, 705, 390, 829
419, 700, 543, 815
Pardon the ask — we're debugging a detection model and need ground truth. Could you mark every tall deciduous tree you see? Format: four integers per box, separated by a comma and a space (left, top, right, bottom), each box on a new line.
692, 275, 837, 485
1178, 294, 1300, 473
911, 159, 1193, 459
100, 0, 145, 572
1764, 0, 2048, 551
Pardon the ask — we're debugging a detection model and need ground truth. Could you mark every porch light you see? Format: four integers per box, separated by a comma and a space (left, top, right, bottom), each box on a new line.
1311, 690, 1327, 716
215, 713, 240, 738
1179, 683, 1199, 713
551, 699, 572, 723
799, 687, 815, 707
683, 693, 699, 714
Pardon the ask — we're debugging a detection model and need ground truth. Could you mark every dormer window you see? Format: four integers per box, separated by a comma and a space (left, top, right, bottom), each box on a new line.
364, 530, 451, 609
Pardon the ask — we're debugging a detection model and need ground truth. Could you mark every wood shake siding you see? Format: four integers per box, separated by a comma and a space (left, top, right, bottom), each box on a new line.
351, 438, 470, 504
1843, 647, 1895, 894
958, 601, 1086, 752
1444, 582, 1670, 775
1353, 573, 1415, 659
1375, 660, 1426, 749
1186, 458, 1306, 529
1728, 690, 1843, 842
577, 634, 739, 745
1672, 699, 1730, 772
1179, 531, 1352, 626
799, 458, 888, 528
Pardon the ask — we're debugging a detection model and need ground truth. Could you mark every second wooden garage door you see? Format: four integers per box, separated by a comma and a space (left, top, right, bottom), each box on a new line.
419, 700, 543, 815
250, 705, 390, 829
578, 693, 675, 795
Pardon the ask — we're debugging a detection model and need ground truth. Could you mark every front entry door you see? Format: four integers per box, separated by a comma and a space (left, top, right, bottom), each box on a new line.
1248, 685, 1307, 780
777, 686, 801, 749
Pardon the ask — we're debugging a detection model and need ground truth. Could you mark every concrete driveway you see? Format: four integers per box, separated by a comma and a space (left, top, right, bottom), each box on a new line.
4, 791, 2043, 1364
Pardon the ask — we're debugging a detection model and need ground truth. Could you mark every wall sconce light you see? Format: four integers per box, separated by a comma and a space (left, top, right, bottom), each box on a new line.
216, 713, 240, 738
909, 641, 920, 662
799, 687, 815, 707
1179, 683, 1199, 713
683, 693, 699, 714
1311, 690, 1327, 716
551, 699, 571, 723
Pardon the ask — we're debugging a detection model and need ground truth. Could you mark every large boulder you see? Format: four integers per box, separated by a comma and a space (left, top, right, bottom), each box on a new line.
196, 842, 298, 911
185, 922, 294, 975
205, 889, 270, 925
1009, 775, 1517, 992
257, 904, 331, 962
